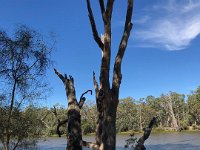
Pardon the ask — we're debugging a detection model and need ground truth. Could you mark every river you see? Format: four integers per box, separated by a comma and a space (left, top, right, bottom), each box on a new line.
37, 131, 200, 150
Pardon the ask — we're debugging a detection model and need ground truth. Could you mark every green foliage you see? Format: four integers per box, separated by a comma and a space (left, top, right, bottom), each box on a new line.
0, 107, 44, 149
13, 86, 200, 139
81, 103, 96, 135
1, 86, 200, 149
117, 97, 139, 132
188, 86, 200, 125
0, 25, 52, 149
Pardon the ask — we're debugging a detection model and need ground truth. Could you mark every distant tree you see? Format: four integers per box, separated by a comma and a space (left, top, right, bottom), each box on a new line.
81, 103, 97, 135
170, 92, 185, 127
188, 87, 200, 125
146, 96, 165, 127
117, 97, 139, 132
160, 93, 179, 130
0, 25, 52, 150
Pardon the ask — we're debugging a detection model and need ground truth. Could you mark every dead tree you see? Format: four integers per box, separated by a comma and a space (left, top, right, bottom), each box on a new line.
86, 0, 134, 149
54, 68, 98, 149
135, 117, 156, 150
54, 69, 87, 149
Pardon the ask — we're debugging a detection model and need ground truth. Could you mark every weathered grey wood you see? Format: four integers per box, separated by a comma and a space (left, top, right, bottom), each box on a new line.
86, 0, 134, 149
54, 68, 82, 150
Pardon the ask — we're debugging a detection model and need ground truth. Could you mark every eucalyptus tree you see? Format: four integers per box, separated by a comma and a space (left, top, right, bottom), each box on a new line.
170, 92, 185, 127
86, 0, 133, 149
0, 26, 51, 150
53, 0, 134, 149
188, 87, 200, 125
160, 93, 179, 130
117, 97, 139, 132
81, 103, 97, 135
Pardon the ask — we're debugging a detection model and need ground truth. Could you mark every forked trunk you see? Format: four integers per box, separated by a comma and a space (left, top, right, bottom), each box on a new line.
86, 0, 133, 149
54, 69, 83, 150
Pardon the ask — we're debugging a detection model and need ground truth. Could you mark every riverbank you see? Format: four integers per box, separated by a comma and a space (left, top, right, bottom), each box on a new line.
46, 126, 200, 138
118, 127, 200, 135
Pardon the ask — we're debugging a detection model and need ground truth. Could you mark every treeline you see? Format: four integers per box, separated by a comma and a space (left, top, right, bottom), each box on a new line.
81, 86, 200, 134
1, 86, 200, 138
2, 86, 200, 139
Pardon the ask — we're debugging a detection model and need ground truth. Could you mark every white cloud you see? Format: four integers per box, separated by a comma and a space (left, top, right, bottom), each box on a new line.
135, 0, 200, 50
135, 15, 150, 24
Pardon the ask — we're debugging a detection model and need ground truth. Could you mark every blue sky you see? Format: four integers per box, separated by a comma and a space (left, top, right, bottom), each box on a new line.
1, 0, 200, 107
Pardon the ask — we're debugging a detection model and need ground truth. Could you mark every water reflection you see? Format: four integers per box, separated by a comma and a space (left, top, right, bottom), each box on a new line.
36, 132, 200, 150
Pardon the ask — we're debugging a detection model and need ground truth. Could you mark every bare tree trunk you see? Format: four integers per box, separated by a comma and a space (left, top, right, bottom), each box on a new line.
54, 69, 83, 150
135, 117, 156, 150
86, 0, 133, 149
5, 79, 17, 150
100, 95, 118, 150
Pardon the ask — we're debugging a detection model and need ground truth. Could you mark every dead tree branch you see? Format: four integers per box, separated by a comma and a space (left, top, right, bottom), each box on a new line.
79, 90, 92, 109
52, 106, 68, 137
86, 0, 104, 50
112, 0, 133, 95
135, 117, 156, 150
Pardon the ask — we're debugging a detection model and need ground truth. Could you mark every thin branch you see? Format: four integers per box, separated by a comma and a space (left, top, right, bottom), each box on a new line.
80, 90, 92, 100
56, 119, 68, 137
86, 0, 104, 50
16, 58, 40, 79
135, 117, 156, 150
13, 139, 20, 150
52, 106, 68, 137
16, 95, 26, 109
79, 90, 92, 109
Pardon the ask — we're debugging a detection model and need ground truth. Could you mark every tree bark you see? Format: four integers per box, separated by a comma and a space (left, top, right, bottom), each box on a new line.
5, 79, 17, 150
54, 68, 83, 150
86, 0, 133, 149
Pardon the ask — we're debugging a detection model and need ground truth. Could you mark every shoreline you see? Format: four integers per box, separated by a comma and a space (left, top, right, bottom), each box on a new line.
45, 128, 200, 138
